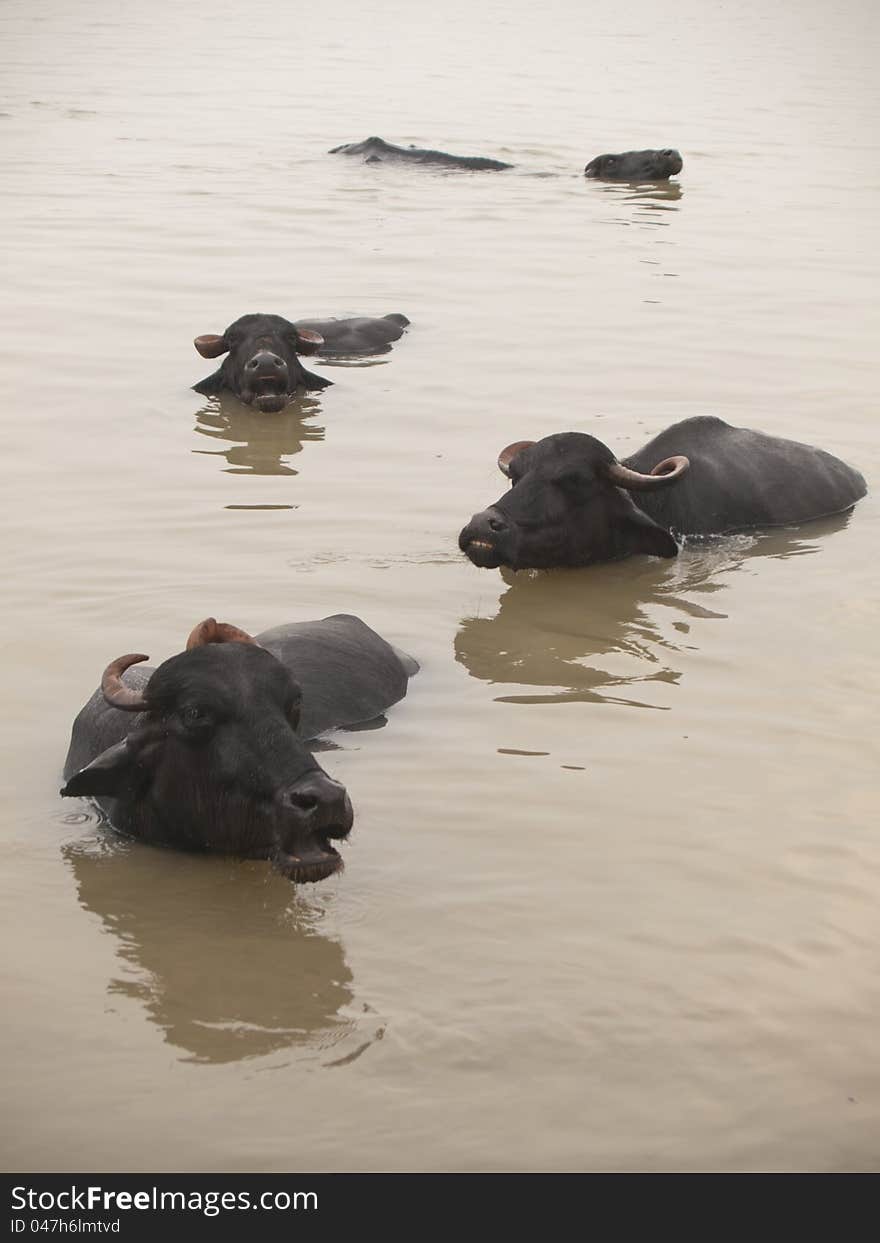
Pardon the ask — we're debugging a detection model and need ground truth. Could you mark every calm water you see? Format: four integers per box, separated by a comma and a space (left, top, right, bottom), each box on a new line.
2, 0, 879, 1173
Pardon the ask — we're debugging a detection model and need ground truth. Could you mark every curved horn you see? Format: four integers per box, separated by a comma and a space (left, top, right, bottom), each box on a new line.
185, 617, 257, 651
193, 334, 229, 359
603, 455, 690, 492
102, 654, 150, 712
497, 440, 536, 477
294, 327, 324, 355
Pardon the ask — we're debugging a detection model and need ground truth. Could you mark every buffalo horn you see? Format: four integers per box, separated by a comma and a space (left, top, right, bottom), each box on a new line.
604, 455, 690, 491
185, 618, 257, 650
102, 654, 150, 712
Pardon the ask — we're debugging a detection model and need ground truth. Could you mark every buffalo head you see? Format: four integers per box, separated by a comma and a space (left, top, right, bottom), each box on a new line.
458, 433, 689, 570
61, 619, 352, 883
584, 149, 683, 181
193, 313, 328, 411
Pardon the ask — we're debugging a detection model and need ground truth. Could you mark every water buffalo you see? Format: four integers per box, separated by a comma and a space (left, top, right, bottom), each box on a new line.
62, 615, 419, 883
584, 149, 683, 181
295, 312, 410, 356
330, 136, 682, 180
192, 312, 409, 410
459, 417, 866, 571
329, 136, 513, 171
586, 148, 686, 181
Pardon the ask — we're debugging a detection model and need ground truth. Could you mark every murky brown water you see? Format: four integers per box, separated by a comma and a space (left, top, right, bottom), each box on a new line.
2, 0, 879, 1173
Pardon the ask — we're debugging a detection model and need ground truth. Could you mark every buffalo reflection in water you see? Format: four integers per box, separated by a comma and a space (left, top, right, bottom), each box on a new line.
64, 836, 379, 1065
455, 517, 852, 709
593, 178, 683, 231
191, 355, 390, 477
192, 394, 325, 477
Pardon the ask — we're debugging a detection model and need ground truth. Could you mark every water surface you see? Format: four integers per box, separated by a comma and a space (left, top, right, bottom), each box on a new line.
2, 0, 879, 1172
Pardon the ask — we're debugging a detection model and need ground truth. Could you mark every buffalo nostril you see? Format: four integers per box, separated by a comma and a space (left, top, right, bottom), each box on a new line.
488, 516, 507, 533
247, 353, 284, 371
283, 773, 348, 819
287, 791, 318, 813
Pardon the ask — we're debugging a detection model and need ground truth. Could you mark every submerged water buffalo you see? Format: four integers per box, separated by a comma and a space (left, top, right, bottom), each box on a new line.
330, 136, 682, 180
62, 615, 419, 883
584, 149, 683, 181
329, 136, 513, 171
295, 312, 410, 355
459, 417, 866, 571
192, 312, 409, 411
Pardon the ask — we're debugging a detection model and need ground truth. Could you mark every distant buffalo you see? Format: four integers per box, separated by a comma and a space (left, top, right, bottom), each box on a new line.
192, 312, 409, 411
459, 417, 866, 571
331, 136, 682, 181
584, 149, 682, 181
330, 136, 512, 171
62, 615, 418, 883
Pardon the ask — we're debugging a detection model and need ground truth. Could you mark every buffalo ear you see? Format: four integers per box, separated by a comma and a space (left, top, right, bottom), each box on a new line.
61, 740, 137, 798
622, 507, 679, 559
294, 327, 324, 355
194, 334, 229, 359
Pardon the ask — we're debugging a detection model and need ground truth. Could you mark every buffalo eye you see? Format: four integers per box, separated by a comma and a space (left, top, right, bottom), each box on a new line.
180, 704, 214, 733
285, 691, 303, 728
